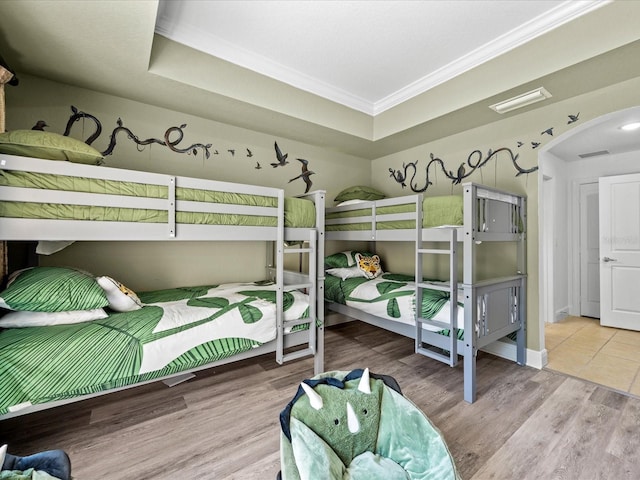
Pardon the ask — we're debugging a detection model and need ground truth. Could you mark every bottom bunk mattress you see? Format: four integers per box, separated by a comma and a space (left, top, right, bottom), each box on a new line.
0, 281, 310, 417
325, 272, 464, 336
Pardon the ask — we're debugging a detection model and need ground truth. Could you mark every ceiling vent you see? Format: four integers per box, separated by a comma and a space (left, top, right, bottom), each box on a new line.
578, 150, 610, 159
489, 87, 552, 114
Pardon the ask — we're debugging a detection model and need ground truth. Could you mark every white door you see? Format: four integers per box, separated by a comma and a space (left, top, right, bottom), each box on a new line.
599, 173, 640, 330
580, 183, 600, 318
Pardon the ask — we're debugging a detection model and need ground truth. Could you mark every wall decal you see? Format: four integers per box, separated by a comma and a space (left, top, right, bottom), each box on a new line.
388, 147, 536, 192
63, 106, 212, 159
388, 111, 582, 192
271, 141, 289, 167
31, 120, 47, 131
288, 158, 315, 193
255, 161, 262, 169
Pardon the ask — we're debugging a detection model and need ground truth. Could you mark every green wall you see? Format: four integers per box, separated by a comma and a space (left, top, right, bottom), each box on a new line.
6, 72, 640, 354
371, 76, 640, 351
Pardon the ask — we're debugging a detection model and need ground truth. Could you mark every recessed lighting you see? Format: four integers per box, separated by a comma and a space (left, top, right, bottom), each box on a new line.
489, 87, 552, 114
620, 122, 640, 131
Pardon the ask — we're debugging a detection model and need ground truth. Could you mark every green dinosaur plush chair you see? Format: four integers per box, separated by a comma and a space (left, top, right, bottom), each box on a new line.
279, 368, 460, 480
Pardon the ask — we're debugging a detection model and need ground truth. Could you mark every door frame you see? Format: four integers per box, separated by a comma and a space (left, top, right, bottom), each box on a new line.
574, 179, 600, 318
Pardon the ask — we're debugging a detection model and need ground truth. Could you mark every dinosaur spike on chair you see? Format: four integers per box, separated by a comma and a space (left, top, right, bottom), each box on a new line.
346, 402, 360, 433
358, 367, 371, 394
300, 381, 323, 410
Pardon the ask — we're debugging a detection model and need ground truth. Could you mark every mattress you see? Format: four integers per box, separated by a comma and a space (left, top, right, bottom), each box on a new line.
0, 169, 316, 227
0, 281, 310, 416
326, 195, 463, 231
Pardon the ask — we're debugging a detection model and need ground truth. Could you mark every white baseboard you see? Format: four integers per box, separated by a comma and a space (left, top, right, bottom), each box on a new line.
481, 340, 547, 369
555, 307, 570, 322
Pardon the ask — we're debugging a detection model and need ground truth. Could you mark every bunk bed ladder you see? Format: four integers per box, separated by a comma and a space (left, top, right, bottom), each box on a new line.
415, 227, 459, 367
276, 230, 318, 365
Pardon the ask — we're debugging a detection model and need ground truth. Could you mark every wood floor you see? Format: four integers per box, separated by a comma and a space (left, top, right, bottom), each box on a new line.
2, 321, 640, 479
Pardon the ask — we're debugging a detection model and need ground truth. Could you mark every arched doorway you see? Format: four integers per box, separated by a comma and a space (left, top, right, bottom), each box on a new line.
538, 106, 640, 392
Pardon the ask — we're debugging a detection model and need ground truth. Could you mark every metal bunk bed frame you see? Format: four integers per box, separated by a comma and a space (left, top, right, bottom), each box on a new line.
0, 153, 325, 418
325, 182, 526, 403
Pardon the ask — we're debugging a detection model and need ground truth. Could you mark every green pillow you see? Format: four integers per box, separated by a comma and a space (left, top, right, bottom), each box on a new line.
0, 130, 104, 165
0, 267, 109, 312
334, 185, 386, 202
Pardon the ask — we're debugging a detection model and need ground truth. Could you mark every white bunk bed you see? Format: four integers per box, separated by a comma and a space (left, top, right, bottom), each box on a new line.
324, 182, 526, 403
0, 153, 325, 419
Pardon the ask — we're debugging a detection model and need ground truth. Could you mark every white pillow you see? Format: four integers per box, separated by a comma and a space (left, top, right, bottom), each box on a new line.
0, 308, 108, 328
326, 267, 365, 281
96, 276, 143, 312
336, 199, 368, 207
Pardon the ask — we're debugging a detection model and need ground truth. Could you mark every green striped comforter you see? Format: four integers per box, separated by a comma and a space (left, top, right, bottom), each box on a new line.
0, 282, 310, 416
0, 170, 316, 227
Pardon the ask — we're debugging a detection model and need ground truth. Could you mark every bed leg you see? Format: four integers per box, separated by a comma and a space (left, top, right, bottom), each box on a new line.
464, 348, 477, 403
314, 323, 325, 374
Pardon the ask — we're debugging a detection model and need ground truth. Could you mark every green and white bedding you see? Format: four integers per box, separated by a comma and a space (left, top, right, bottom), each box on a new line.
0, 170, 316, 227
325, 273, 464, 334
0, 281, 310, 417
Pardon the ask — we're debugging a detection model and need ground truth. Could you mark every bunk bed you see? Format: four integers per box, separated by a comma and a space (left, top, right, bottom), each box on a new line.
324, 183, 526, 403
0, 153, 326, 419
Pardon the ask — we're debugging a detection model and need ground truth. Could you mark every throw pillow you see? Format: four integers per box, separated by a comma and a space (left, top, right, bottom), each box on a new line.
0, 130, 104, 165
96, 276, 143, 312
334, 185, 386, 202
0, 267, 108, 312
0, 308, 108, 328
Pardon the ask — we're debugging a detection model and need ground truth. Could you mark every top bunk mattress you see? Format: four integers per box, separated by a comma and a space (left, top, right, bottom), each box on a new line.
326, 195, 463, 230
0, 167, 316, 228
326, 185, 524, 236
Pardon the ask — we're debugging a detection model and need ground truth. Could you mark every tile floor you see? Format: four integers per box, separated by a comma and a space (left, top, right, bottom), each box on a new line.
545, 315, 640, 397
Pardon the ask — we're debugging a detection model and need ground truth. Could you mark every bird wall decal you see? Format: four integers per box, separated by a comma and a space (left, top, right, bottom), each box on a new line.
288, 158, 315, 193
31, 120, 48, 131
531, 141, 541, 149
255, 161, 262, 169
568, 113, 580, 124
246, 148, 253, 157
227, 149, 235, 156
271, 141, 289, 168
541, 127, 554, 136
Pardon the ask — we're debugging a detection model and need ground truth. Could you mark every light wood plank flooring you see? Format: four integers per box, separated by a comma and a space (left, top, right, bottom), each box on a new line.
2, 321, 640, 479
545, 315, 640, 396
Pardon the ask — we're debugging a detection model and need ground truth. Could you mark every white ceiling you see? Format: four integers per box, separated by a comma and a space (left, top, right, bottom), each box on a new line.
1, 0, 639, 159
155, 0, 603, 115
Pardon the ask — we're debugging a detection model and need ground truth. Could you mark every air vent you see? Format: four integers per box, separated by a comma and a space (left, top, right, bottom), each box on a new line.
578, 150, 610, 159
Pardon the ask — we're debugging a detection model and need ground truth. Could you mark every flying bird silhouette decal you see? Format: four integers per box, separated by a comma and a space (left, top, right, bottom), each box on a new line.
289, 158, 315, 193
568, 113, 580, 124
31, 120, 48, 131
271, 141, 289, 168
541, 127, 554, 136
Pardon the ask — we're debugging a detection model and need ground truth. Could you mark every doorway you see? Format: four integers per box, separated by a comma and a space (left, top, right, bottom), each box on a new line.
539, 106, 640, 394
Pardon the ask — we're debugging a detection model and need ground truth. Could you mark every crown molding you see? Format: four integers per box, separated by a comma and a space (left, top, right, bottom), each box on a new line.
156, 0, 610, 117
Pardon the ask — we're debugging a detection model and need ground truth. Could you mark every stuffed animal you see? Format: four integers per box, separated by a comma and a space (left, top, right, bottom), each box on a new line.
279, 368, 460, 480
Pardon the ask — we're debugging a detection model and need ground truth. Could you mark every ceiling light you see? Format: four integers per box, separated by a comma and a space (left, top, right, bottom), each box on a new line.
489, 87, 552, 114
620, 122, 640, 131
